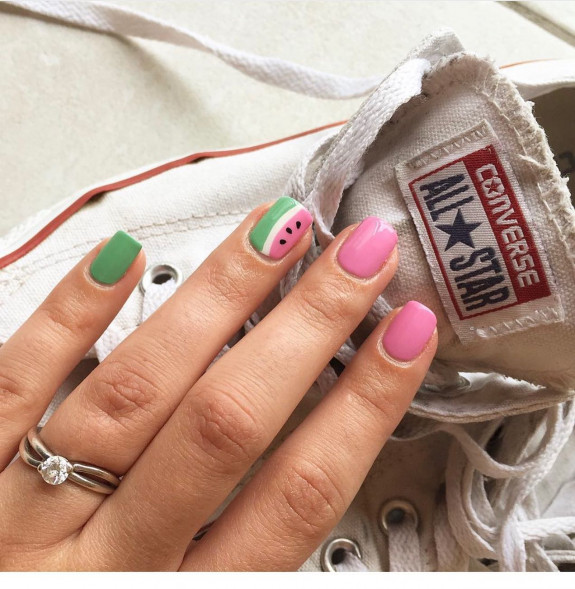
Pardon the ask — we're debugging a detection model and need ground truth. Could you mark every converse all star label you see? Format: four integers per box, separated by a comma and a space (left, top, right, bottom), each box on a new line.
396, 120, 563, 344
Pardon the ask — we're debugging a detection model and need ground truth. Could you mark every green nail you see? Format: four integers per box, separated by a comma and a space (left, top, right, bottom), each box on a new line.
90, 231, 142, 285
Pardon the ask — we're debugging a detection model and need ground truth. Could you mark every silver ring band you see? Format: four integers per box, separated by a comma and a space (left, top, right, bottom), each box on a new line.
19, 427, 120, 495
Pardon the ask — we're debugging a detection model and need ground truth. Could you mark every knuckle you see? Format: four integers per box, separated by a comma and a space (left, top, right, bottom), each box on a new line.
294, 277, 357, 332
277, 461, 345, 537
85, 358, 162, 430
203, 250, 259, 313
0, 370, 28, 415
0, 526, 61, 570
186, 383, 264, 471
39, 294, 96, 341
349, 367, 405, 426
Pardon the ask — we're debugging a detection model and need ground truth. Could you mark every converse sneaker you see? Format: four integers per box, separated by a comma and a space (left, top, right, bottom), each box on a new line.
1, 4, 574, 571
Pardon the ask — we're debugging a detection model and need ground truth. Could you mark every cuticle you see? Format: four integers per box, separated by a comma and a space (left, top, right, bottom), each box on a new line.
85, 264, 115, 288
377, 336, 417, 367
245, 233, 276, 264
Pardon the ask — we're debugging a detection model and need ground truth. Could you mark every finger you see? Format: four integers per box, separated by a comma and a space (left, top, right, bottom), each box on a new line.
183, 302, 438, 571
88, 217, 400, 569
0, 231, 144, 470
0, 199, 313, 545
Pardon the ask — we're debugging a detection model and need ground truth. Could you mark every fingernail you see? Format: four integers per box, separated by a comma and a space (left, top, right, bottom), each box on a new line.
90, 231, 142, 285
249, 197, 313, 259
337, 216, 398, 278
382, 301, 437, 362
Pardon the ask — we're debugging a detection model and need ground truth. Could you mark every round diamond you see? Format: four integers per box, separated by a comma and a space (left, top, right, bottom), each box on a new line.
37, 456, 73, 485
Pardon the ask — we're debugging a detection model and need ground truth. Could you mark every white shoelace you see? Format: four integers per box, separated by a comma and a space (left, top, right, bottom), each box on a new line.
6, 0, 384, 101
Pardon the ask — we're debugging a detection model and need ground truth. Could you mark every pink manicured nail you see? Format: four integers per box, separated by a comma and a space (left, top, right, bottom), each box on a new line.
337, 217, 398, 278
382, 301, 437, 362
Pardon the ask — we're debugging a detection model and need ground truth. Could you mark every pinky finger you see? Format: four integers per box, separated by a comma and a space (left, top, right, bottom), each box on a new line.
0, 231, 144, 470
182, 301, 437, 571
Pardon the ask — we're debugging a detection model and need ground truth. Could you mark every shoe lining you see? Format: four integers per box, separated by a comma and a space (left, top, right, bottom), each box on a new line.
533, 88, 575, 204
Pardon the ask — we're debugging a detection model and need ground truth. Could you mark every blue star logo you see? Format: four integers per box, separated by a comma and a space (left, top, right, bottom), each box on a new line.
436, 209, 481, 251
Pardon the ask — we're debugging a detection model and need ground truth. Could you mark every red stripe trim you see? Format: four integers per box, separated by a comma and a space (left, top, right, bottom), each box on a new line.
2, 62, 541, 271
0, 121, 344, 270
500, 58, 550, 70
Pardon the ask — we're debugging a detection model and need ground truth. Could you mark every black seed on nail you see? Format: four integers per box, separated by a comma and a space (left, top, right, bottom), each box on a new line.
280, 239, 286, 245
286, 227, 293, 234
296, 221, 301, 229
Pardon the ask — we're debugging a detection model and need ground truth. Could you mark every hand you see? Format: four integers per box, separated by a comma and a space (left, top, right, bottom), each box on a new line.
0, 198, 437, 571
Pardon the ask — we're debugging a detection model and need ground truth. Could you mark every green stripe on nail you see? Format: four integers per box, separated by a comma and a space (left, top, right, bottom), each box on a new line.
90, 231, 142, 285
249, 197, 299, 252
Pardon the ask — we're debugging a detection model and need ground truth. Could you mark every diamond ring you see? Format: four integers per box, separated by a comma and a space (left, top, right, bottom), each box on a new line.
19, 427, 120, 495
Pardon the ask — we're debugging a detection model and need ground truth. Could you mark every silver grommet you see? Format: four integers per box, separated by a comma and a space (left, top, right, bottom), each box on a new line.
139, 263, 183, 294
379, 499, 419, 534
320, 538, 362, 572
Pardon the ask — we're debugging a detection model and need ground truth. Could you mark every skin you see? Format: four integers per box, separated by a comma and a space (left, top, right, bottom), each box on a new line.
0, 202, 437, 571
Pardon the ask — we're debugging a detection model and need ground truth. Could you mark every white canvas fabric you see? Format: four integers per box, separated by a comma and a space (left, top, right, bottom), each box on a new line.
1, 1, 575, 572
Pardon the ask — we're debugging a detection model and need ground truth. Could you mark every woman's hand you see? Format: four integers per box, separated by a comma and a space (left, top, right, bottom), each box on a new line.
0, 198, 437, 571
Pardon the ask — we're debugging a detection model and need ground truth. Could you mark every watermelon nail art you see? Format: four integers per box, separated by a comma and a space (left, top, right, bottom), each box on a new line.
249, 197, 313, 259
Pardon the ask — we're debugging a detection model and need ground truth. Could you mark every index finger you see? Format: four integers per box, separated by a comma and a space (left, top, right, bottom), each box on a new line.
0, 231, 145, 470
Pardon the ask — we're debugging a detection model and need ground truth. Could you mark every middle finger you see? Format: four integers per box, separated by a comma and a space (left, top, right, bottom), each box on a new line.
86, 216, 399, 569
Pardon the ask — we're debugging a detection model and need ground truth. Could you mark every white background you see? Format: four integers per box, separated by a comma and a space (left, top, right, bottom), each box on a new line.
1, 0, 575, 235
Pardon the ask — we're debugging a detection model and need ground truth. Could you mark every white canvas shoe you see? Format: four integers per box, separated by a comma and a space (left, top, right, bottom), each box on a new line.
1, 3, 575, 572
279, 32, 575, 572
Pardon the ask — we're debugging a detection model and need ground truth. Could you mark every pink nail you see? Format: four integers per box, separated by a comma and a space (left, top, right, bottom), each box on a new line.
382, 301, 437, 362
337, 217, 398, 278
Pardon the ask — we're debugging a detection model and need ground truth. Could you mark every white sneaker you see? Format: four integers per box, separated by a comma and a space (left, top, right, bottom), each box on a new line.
285, 30, 575, 572
1, 5, 574, 571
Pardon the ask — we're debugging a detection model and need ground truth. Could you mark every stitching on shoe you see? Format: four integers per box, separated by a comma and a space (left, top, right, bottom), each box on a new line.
405, 55, 569, 341
438, 58, 571, 351
474, 307, 562, 338
378, 53, 574, 391
423, 54, 575, 274
0, 212, 249, 304
0, 209, 250, 282
410, 392, 575, 422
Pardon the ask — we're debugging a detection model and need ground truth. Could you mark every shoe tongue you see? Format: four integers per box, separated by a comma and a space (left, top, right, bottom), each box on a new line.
333, 53, 575, 392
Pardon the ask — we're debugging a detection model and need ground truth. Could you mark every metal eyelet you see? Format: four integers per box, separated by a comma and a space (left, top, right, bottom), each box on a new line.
379, 499, 419, 534
320, 538, 362, 572
139, 263, 183, 294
